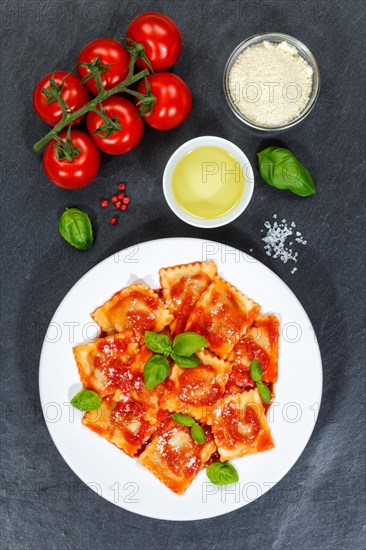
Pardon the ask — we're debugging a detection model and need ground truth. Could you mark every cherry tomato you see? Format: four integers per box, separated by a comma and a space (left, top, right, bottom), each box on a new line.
42, 130, 100, 189
137, 73, 191, 130
77, 38, 130, 96
127, 12, 182, 71
33, 71, 89, 126
86, 97, 143, 155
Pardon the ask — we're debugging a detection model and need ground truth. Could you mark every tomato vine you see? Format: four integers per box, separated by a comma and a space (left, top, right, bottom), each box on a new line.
33, 40, 156, 154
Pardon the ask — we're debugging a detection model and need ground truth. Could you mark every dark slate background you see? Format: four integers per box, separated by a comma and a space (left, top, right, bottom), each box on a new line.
1, 1, 365, 548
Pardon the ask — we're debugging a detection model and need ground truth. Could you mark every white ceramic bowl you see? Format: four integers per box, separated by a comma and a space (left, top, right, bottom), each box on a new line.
162, 136, 254, 228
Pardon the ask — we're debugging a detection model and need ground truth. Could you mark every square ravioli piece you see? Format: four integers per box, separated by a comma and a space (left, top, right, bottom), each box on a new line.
73, 330, 140, 397
82, 395, 156, 457
186, 276, 261, 358
159, 261, 217, 336
160, 349, 232, 423
91, 284, 173, 335
139, 413, 216, 494
229, 315, 280, 383
210, 389, 274, 461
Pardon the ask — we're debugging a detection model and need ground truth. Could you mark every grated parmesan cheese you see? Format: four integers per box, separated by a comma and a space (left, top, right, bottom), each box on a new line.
228, 40, 313, 127
261, 214, 307, 274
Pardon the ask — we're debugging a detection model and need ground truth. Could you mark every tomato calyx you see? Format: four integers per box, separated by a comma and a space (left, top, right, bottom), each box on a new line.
92, 103, 122, 139
125, 39, 153, 72
125, 77, 156, 117
42, 74, 66, 105
79, 57, 111, 94
136, 77, 156, 117
41, 73, 72, 117
53, 126, 81, 161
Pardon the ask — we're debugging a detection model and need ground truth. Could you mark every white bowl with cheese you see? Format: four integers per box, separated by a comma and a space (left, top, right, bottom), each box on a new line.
163, 136, 254, 228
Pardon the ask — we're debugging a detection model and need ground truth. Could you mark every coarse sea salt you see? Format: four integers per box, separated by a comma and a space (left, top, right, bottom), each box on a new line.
261, 214, 307, 274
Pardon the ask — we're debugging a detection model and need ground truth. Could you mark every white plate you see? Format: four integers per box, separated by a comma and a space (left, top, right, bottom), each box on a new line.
39, 238, 322, 521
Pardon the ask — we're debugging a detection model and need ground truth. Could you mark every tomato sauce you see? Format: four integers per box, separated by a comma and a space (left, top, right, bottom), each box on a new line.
178, 366, 223, 406
205, 449, 221, 466
225, 368, 256, 394
170, 273, 211, 334
256, 316, 279, 346
93, 334, 138, 393
109, 290, 160, 332
215, 402, 260, 448
233, 335, 270, 374
156, 418, 213, 477
188, 288, 252, 356
126, 309, 156, 332
232, 316, 279, 382
110, 399, 152, 446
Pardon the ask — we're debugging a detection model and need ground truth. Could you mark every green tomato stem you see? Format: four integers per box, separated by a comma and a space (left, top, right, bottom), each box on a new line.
33, 67, 149, 153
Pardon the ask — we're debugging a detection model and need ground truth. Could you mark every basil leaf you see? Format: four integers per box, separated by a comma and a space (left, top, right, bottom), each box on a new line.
171, 413, 195, 427
257, 146, 315, 197
59, 208, 93, 250
206, 461, 239, 485
143, 354, 170, 390
144, 331, 172, 356
70, 389, 101, 411
191, 423, 205, 444
170, 351, 200, 368
249, 359, 263, 382
172, 332, 208, 356
256, 380, 271, 403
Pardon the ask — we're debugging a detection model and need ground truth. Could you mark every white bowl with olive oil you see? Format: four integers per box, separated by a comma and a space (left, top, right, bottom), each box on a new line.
163, 136, 254, 228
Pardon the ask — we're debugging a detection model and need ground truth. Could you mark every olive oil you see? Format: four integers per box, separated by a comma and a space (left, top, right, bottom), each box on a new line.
172, 146, 245, 219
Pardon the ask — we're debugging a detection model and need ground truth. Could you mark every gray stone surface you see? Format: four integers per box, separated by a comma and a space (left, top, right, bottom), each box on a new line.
1, 0, 365, 549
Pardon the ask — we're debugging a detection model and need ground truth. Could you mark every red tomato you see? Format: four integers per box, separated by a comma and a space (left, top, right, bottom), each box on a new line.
77, 38, 130, 96
33, 71, 89, 126
42, 130, 100, 189
137, 73, 191, 130
127, 12, 182, 71
86, 96, 143, 155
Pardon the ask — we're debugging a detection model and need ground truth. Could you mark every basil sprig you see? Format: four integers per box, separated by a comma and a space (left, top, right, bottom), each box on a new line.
171, 413, 195, 427
144, 331, 172, 356
170, 352, 200, 368
59, 208, 93, 250
206, 461, 239, 485
143, 331, 208, 390
249, 359, 263, 382
70, 389, 101, 411
249, 359, 271, 403
257, 146, 315, 197
143, 355, 170, 390
171, 413, 205, 444
172, 333, 208, 356
256, 380, 271, 403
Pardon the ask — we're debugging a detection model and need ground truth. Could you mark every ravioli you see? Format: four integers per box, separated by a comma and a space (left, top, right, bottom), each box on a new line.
73, 330, 140, 397
186, 276, 260, 358
210, 389, 274, 461
139, 412, 216, 494
159, 261, 217, 335
114, 344, 165, 414
82, 396, 156, 457
71, 260, 280, 496
160, 349, 232, 423
229, 314, 280, 383
91, 284, 173, 335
